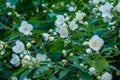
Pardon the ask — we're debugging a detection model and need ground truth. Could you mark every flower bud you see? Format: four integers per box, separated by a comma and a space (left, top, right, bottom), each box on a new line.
20, 54, 24, 58
49, 36, 55, 41
82, 41, 88, 46
84, 22, 88, 26
31, 40, 35, 43
89, 67, 96, 74
49, 29, 53, 33
73, 62, 76, 64
70, 53, 73, 56
36, 8, 39, 13
41, 4, 46, 7
86, 48, 92, 54
62, 59, 67, 63
0, 50, 5, 55
80, 63, 84, 67
26, 42, 32, 49
62, 50, 66, 54
53, 32, 57, 36
52, 5, 55, 8
8, 12, 12, 16
42, 33, 50, 41
97, 76, 101, 80
12, 5, 15, 9
6, 2, 11, 8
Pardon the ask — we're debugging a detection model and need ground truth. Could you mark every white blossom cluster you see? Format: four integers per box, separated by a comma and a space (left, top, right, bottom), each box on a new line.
54, 11, 86, 38
2, 0, 120, 80
10, 21, 48, 68
10, 40, 48, 67
91, 0, 120, 25
0, 41, 7, 55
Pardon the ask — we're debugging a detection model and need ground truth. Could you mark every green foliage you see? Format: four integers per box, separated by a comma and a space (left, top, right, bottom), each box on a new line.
0, 0, 119, 80
59, 69, 69, 79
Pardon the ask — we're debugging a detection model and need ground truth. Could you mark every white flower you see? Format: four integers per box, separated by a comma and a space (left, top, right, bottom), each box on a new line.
99, 2, 112, 15
23, 55, 31, 61
55, 23, 68, 38
23, 77, 31, 80
59, 27, 69, 38
86, 48, 92, 54
101, 72, 112, 80
68, 7, 76, 12
18, 21, 33, 35
92, 8, 98, 13
69, 19, 78, 31
88, 35, 104, 51
10, 54, 20, 65
75, 11, 85, 21
89, 67, 96, 74
22, 55, 31, 64
103, 14, 112, 22
11, 77, 18, 80
99, 0, 105, 3
36, 54, 47, 61
6, 2, 11, 8
12, 40, 25, 54
0, 43, 4, 50
56, 23, 67, 33
55, 15, 65, 27
93, 0, 99, 4
42, 33, 50, 41
115, 2, 120, 12
99, 2, 113, 22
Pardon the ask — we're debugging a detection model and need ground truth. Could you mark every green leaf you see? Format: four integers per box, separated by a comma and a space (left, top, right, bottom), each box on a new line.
20, 68, 34, 80
0, 52, 10, 60
33, 69, 41, 79
69, 56, 79, 62
47, 39, 64, 53
44, 70, 52, 76
80, 72, 94, 80
7, 0, 18, 5
48, 13, 56, 19
38, 66, 48, 73
72, 64, 86, 72
87, 54, 108, 74
0, 23, 6, 30
59, 69, 69, 79
71, 32, 86, 39
94, 56, 108, 74
72, 45, 83, 52
8, 31, 21, 40
10, 67, 28, 80
33, 66, 48, 78
32, 29, 45, 35
88, 17, 98, 25
0, 69, 13, 79
49, 76, 58, 80
105, 65, 117, 70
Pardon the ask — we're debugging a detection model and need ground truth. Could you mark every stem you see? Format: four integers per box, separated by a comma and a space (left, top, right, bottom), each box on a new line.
79, 0, 89, 10
105, 52, 120, 58
40, 39, 47, 54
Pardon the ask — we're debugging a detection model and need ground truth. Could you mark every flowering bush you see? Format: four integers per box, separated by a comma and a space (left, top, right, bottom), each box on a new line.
0, 0, 120, 80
